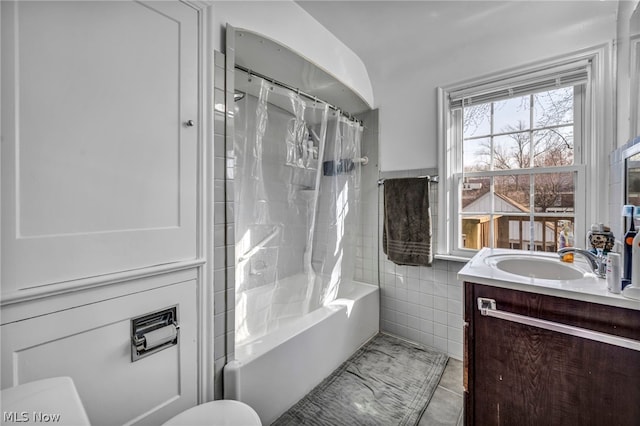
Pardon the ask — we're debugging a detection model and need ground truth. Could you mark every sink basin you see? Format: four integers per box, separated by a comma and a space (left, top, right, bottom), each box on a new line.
485, 255, 588, 280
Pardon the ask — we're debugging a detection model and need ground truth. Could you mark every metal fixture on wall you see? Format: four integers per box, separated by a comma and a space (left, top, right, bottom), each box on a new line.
131, 306, 180, 362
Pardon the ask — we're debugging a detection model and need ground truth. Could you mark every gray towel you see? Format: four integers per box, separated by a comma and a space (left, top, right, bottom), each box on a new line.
383, 177, 433, 266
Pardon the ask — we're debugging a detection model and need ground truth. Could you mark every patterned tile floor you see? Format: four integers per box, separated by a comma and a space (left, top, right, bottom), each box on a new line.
418, 358, 463, 426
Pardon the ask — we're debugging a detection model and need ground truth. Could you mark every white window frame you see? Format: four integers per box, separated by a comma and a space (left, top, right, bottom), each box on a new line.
437, 46, 613, 259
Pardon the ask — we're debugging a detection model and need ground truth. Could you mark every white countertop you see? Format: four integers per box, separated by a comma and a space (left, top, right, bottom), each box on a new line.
458, 248, 640, 311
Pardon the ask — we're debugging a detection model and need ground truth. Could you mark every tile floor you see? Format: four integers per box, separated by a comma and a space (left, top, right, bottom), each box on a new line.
419, 358, 464, 426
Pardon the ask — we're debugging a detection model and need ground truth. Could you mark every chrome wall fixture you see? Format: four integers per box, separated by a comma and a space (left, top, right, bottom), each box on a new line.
131, 306, 180, 362
377, 175, 439, 186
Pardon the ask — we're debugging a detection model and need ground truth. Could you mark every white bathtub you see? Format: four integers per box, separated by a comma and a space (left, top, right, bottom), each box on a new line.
223, 280, 379, 425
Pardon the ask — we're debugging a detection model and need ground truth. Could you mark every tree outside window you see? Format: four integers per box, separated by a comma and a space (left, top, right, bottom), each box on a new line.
460, 87, 577, 251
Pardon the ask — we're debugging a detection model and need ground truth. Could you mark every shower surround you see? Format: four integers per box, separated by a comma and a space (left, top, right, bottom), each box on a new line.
222, 71, 378, 421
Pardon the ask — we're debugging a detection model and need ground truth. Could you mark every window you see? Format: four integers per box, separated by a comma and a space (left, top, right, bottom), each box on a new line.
438, 49, 611, 258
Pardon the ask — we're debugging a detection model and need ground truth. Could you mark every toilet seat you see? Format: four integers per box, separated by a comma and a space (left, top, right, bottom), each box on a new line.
162, 400, 261, 426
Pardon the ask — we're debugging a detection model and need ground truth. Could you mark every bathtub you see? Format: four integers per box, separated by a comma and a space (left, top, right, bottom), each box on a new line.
223, 279, 379, 425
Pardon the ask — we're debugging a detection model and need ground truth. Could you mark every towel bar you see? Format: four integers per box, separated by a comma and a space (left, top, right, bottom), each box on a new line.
377, 175, 439, 186
477, 297, 640, 352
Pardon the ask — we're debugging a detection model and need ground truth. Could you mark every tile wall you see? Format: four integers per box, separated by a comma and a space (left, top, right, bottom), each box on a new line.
352, 106, 465, 360
213, 50, 235, 399
353, 109, 380, 284
376, 169, 464, 360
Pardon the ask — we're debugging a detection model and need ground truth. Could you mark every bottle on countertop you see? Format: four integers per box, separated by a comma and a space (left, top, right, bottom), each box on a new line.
559, 221, 574, 263
607, 252, 622, 294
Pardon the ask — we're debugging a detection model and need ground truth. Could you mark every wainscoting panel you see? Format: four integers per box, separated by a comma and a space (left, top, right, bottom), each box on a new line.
0, 280, 198, 426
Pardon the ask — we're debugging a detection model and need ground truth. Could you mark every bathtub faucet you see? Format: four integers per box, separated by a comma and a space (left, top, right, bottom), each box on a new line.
557, 247, 606, 278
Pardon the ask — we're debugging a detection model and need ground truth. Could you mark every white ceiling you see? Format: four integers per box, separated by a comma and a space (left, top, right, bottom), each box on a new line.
297, 1, 619, 97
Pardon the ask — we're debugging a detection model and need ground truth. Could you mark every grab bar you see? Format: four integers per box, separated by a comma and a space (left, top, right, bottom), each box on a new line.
477, 297, 640, 352
237, 225, 281, 265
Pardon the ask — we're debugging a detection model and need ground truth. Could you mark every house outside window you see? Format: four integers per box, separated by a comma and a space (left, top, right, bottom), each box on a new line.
438, 48, 612, 258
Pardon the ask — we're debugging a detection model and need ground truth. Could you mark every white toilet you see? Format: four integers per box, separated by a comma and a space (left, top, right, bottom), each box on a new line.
162, 400, 261, 426
0, 377, 91, 426
1, 377, 261, 426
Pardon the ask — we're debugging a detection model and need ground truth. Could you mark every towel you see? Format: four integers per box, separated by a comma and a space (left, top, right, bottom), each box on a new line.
383, 177, 433, 266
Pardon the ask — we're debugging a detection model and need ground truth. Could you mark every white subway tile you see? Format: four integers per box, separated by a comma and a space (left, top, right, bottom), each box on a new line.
434, 309, 448, 325
420, 319, 434, 333
434, 296, 448, 311
419, 306, 434, 321
420, 266, 434, 281
434, 269, 449, 284
433, 336, 448, 352
434, 283, 448, 297
448, 341, 463, 360
406, 302, 419, 317
434, 323, 448, 338
420, 280, 435, 294
419, 294, 433, 309
448, 326, 463, 343
396, 288, 408, 302
407, 315, 421, 331
447, 299, 462, 315
448, 313, 463, 329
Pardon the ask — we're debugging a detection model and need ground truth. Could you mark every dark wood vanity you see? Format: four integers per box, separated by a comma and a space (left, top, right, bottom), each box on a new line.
464, 282, 640, 425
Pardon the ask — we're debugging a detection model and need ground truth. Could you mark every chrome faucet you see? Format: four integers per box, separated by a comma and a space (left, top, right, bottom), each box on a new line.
557, 247, 606, 278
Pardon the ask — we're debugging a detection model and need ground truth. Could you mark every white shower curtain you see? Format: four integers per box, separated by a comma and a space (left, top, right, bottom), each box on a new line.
234, 72, 363, 344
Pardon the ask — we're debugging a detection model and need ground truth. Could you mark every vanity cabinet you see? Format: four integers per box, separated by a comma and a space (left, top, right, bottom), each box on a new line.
464, 282, 640, 426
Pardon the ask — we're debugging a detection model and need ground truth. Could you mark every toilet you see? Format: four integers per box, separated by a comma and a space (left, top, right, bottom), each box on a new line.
0, 377, 91, 426
1, 377, 261, 426
162, 400, 261, 426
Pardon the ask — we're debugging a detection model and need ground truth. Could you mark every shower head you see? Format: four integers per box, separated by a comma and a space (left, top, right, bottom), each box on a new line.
234, 91, 246, 102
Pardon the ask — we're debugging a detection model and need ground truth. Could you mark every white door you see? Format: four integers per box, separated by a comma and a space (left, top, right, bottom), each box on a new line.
1, 0, 199, 293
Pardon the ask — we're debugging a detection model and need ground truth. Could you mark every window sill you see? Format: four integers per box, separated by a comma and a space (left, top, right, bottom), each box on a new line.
434, 253, 472, 263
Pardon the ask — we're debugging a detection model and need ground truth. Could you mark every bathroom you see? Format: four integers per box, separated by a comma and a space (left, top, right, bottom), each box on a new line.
1, 0, 638, 425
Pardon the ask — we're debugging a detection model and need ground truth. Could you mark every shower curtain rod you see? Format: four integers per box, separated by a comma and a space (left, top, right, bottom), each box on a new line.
234, 64, 363, 125
377, 175, 439, 186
